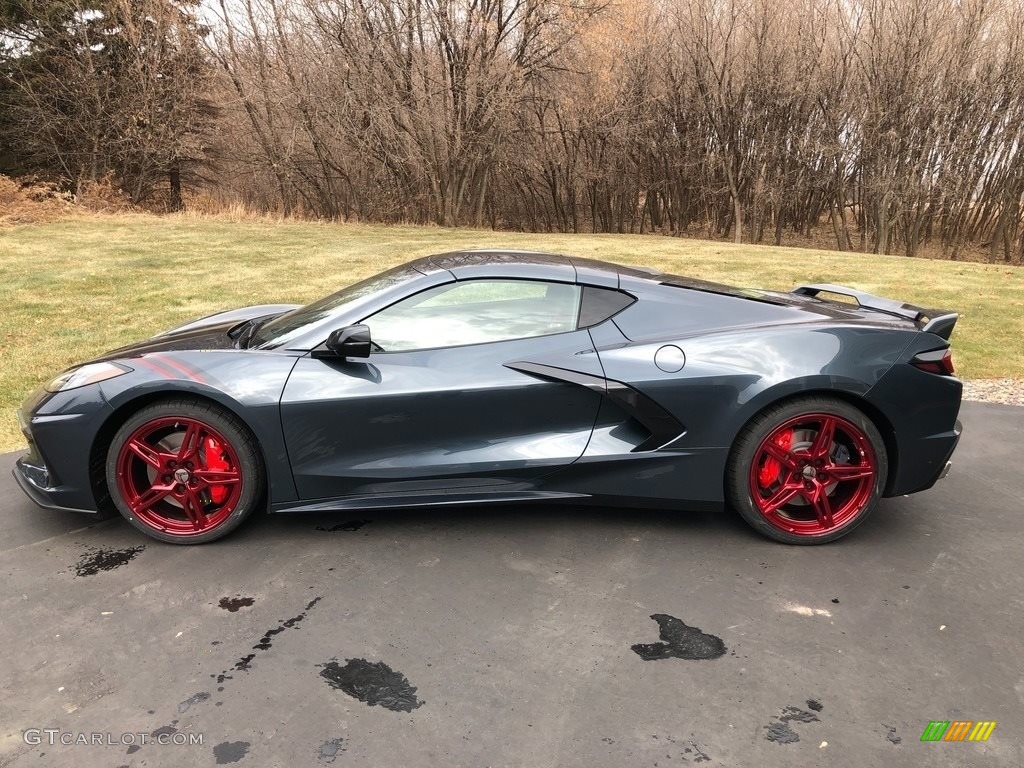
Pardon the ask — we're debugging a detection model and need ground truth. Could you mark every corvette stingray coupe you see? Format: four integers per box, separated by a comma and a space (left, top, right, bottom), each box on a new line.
14, 251, 962, 545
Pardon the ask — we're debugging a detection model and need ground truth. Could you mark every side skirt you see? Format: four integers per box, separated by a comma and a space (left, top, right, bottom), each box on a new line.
271, 489, 590, 514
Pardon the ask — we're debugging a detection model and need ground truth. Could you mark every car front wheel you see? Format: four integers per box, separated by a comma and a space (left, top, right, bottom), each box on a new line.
106, 398, 264, 544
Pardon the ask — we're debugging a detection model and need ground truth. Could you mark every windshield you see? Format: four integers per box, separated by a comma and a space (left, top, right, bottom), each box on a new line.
250, 264, 423, 349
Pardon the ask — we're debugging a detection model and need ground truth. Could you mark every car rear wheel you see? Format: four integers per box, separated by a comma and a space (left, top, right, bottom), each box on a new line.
106, 399, 264, 544
727, 397, 887, 544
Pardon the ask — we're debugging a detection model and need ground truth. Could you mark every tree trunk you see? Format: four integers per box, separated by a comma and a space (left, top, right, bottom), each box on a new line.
169, 166, 183, 211
830, 204, 847, 251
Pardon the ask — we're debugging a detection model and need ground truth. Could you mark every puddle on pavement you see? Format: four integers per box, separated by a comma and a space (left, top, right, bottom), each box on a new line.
631, 614, 727, 660
765, 722, 800, 744
218, 596, 256, 612
212, 596, 322, 686
317, 737, 346, 763
213, 741, 250, 764
316, 520, 371, 532
74, 545, 145, 577
764, 701, 824, 744
319, 658, 424, 712
178, 692, 211, 713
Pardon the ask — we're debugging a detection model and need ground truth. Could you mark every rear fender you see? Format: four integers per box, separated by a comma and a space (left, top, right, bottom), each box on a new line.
595, 325, 918, 452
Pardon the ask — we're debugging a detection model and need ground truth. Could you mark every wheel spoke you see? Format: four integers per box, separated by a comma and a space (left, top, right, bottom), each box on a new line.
808, 484, 835, 528
760, 481, 802, 514
127, 438, 167, 470
177, 421, 203, 461
810, 416, 837, 459
763, 441, 799, 470
826, 463, 874, 481
181, 486, 209, 530
130, 482, 173, 513
192, 468, 241, 486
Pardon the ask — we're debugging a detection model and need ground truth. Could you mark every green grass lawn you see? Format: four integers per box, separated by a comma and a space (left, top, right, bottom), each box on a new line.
1, 214, 1022, 452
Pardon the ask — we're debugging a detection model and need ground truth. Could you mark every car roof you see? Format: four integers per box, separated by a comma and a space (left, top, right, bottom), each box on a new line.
414, 249, 571, 270
410, 248, 769, 296
410, 249, 665, 288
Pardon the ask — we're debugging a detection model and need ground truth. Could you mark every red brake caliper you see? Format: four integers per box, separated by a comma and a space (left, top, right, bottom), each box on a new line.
202, 436, 230, 505
758, 429, 793, 488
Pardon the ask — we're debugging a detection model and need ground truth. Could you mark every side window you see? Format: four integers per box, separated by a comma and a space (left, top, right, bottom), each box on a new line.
577, 285, 635, 328
366, 279, 582, 352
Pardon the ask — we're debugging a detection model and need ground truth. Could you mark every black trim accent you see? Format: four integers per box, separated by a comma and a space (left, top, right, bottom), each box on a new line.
577, 285, 636, 328
504, 361, 685, 451
12, 464, 99, 515
603, 381, 686, 452
504, 361, 607, 393
922, 312, 959, 340
661, 278, 788, 306
273, 489, 588, 513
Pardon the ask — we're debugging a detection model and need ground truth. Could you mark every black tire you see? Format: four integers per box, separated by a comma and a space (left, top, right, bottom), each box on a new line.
726, 396, 888, 545
105, 398, 265, 544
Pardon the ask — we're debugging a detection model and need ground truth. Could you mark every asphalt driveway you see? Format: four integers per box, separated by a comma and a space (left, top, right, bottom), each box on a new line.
0, 401, 1021, 768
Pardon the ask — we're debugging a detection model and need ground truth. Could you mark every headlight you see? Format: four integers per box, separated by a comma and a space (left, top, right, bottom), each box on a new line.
45, 362, 132, 393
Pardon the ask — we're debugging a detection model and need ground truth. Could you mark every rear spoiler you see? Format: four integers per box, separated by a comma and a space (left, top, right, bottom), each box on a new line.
791, 284, 959, 340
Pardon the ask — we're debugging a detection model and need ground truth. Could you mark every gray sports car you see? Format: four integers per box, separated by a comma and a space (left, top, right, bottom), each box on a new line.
13, 251, 962, 544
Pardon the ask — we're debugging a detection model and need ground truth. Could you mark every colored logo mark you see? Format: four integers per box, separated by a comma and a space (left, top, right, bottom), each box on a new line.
920, 721, 996, 742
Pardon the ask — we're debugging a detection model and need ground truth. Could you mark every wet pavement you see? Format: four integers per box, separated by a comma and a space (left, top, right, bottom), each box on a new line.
0, 401, 1021, 767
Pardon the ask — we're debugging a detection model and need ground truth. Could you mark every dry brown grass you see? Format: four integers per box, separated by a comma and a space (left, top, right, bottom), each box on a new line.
74, 174, 137, 214
3, 173, 1015, 265
0, 174, 140, 226
181, 194, 1017, 266
0, 176, 75, 225
2, 212, 1022, 453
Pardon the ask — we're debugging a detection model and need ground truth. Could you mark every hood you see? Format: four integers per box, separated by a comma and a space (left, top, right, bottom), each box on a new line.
88, 304, 300, 364
92, 320, 241, 363
156, 304, 301, 337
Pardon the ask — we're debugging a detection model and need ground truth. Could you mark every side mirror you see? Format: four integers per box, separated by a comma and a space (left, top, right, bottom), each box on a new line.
313, 324, 371, 359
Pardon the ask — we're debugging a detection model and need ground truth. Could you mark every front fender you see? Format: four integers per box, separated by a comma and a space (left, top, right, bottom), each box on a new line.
95, 350, 301, 504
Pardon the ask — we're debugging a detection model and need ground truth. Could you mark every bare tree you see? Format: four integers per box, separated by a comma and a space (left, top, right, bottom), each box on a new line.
1, 0, 216, 207
10, 0, 1024, 260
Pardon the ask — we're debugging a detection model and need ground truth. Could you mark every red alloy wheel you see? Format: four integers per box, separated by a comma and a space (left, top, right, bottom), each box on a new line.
115, 416, 243, 537
748, 412, 877, 537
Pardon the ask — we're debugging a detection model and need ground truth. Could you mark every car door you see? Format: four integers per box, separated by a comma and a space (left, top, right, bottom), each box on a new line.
279, 279, 605, 500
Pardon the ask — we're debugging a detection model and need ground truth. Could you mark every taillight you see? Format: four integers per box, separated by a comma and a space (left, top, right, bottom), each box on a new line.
911, 348, 955, 376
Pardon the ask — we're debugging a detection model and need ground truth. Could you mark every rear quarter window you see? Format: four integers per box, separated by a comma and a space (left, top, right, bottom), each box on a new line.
577, 286, 635, 328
